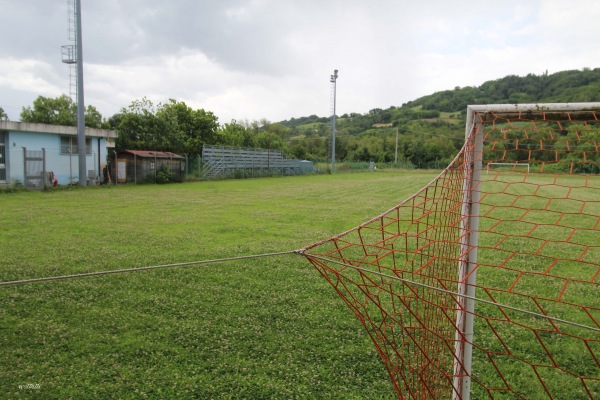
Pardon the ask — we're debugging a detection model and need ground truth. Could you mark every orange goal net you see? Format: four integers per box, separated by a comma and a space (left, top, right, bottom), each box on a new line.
300, 103, 600, 399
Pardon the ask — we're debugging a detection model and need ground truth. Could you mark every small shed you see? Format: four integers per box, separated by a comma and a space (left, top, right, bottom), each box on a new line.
112, 150, 185, 184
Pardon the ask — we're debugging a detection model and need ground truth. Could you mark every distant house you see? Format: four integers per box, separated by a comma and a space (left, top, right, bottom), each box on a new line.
112, 150, 185, 184
373, 123, 393, 128
0, 121, 116, 187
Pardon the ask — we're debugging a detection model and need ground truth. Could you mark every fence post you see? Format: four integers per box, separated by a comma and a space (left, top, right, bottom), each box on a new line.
185, 154, 188, 180
42, 148, 47, 189
132, 153, 135, 184
22, 147, 26, 186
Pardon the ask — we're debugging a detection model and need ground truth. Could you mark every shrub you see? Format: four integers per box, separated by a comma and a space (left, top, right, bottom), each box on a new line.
155, 165, 171, 184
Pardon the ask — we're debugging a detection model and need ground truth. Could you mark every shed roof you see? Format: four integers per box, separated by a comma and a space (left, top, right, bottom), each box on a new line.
122, 150, 184, 159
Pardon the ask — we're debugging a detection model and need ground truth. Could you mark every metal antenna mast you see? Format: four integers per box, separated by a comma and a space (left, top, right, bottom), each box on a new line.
61, 0, 86, 186
330, 69, 338, 173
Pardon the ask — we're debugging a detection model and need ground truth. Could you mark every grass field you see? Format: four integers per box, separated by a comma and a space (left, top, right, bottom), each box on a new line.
0, 171, 438, 399
3, 170, 598, 399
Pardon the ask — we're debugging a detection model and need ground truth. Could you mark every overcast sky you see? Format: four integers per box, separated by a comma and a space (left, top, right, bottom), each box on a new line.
1, 0, 600, 124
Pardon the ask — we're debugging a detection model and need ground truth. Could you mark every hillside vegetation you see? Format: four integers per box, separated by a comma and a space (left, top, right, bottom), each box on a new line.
277, 68, 600, 165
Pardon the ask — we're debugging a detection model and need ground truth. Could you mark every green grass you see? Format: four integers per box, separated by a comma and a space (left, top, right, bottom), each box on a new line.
2, 170, 598, 399
0, 171, 436, 399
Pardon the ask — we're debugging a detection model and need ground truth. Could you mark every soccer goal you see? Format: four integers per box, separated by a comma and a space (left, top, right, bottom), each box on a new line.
301, 103, 600, 399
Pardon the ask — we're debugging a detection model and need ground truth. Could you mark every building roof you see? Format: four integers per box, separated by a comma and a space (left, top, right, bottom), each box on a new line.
0, 120, 117, 139
122, 150, 184, 159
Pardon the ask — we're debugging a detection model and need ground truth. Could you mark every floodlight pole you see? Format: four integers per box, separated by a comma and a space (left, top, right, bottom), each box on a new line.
75, 0, 86, 186
330, 69, 338, 173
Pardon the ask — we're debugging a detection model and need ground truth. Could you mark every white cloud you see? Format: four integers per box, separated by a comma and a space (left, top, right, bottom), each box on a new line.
1, 0, 600, 122
224, 0, 266, 22
0, 58, 62, 95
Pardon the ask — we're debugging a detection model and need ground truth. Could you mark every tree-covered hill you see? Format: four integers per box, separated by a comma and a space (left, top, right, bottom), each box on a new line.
405, 68, 600, 112
277, 68, 600, 165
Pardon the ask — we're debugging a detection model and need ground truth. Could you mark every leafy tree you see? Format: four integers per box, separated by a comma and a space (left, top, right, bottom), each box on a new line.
0, 106, 7, 121
287, 142, 307, 160
156, 99, 220, 154
114, 97, 164, 151
21, 94, 75, 125
114, 98, 220, 154
219, 120, 255, 147
20, 94, 104, 128
255, 131, 283, 150
85, 105, 104, 128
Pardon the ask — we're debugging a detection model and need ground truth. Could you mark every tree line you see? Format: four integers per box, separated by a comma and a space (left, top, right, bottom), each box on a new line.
12, 67, 600, 165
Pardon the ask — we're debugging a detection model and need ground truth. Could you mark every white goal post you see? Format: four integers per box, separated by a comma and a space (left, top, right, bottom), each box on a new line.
453, 102, 600, 400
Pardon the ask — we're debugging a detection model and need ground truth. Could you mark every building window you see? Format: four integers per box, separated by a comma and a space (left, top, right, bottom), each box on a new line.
61, 136, 92, 154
